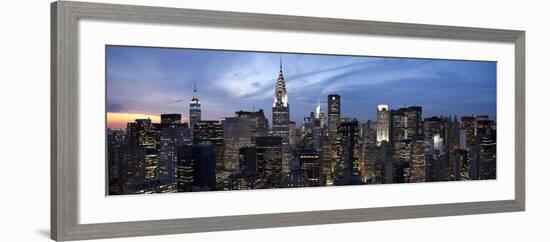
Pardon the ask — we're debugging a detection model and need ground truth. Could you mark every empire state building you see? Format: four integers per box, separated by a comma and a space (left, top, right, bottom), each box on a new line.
272, 58, 290, 146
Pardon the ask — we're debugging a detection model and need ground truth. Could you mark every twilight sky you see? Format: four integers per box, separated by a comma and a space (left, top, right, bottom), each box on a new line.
106, 45, 496, 129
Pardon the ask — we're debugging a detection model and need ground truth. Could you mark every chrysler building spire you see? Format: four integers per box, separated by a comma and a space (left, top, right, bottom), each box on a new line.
274, 57, 288, 107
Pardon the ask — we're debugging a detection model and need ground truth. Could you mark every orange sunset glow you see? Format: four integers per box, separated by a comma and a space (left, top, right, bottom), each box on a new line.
107, 112, 162, 129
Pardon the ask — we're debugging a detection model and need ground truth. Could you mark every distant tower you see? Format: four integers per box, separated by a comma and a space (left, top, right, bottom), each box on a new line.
376, 104, 390, 145
272, 57, 290, 146
189, 81, 201, 130
315, 98, 325, 128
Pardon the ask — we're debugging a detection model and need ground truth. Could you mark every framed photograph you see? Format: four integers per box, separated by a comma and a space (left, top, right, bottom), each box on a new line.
51, 1, 525, 241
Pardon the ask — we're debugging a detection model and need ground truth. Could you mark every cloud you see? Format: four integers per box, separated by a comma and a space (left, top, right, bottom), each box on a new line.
106, 103, 126, 112
167, 99, 185, 104
106, 46, 497, 125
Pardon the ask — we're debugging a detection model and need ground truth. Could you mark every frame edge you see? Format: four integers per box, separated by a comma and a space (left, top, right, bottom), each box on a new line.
51, 1, 527, 240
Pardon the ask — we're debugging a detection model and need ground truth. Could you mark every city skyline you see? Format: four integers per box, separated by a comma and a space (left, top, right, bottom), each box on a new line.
106, 46, 496, 129
107, 46, 497, 195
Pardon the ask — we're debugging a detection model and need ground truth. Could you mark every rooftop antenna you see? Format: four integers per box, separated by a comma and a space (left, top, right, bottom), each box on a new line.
192, 80, 197, 98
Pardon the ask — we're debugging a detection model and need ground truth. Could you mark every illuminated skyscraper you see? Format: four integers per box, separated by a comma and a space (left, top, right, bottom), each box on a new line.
193, 120, 224, 185
299, 148, 322, 186
336, 119, 361, 177
376, 104, 390, 145
189, 81, 201, 130
327, 95, 341, 141
327, 94, 341, 182
256, 136, 283, 188
272, 58, 291, 172
272, 58, 290, 144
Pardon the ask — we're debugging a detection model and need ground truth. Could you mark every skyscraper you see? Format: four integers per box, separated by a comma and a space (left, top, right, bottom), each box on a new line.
327, 94, 341, 182
189, 81, 201, 130
328, 95, 341, 141
158, 113, 191, 186
376, 104, 390, 145
336, 119, 360, 179
255, 136, 283, 188
235, 109, 269, 143
123, 118, 159, 193
299, 148, 322, 186
272, 58, 290, 145
192, 143, 217, 191
193, 120, 224, 176
271, 58, 291, 172
223, 117, 253, 172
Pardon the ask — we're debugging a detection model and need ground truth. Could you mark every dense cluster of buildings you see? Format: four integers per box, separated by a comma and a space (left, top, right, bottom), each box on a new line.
107, 60, 497, 195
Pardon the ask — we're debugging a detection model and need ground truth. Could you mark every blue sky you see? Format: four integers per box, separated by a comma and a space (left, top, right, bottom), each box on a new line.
106, 45, 496, 128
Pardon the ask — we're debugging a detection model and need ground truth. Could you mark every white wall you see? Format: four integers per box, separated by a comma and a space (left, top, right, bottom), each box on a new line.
1, 0, 547, 241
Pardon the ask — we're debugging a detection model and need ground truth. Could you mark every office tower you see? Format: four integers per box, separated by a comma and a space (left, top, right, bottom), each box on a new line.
176, 145, 194, 192
327, 94, 341, 181
176, 144, 217, 192
272, 58, 290, 145
193, 120, 224, 188
301, 112, 315, 148
158, 114, 191, 185
122, 118, 159, 193
255, 136, 283, 188
450, 149, 469, 181
320, 130, 333, 185
424, 116, 445, 154
461, 116, 476, 147
313, 114, 324, 151
239, 147, 257, 173
235, 109, 269, 143
189, 82, 201, 130
362, 120, 377, 146
410, 139, 426, 182
327, 95, 341, 139
391, 109, 406, 159
223, 117, 253, 172
363, 142, 394, 184
158, 127, 179, 184
467, 142, 480, 180
376, 104, 390, 145
191, 143, 217, 190
107, 129, 125, 195
477, 119, 496, 179
391, 106, 423, 159
335, 119, 361, 182
299, 148, 322, 186
405, 106, 423, 139
160, 113, 181, 124
289, 121, 298, 146
450, 115, 461, 150
315, 98, 326, 128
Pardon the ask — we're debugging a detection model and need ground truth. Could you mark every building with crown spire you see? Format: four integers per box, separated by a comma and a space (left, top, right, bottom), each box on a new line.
272, 58, 290, 143
272, 58, 291, 172
189, 81, 201, 130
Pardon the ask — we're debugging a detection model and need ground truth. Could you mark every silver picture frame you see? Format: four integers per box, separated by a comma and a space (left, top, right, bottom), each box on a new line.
51, 1, 525, 240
